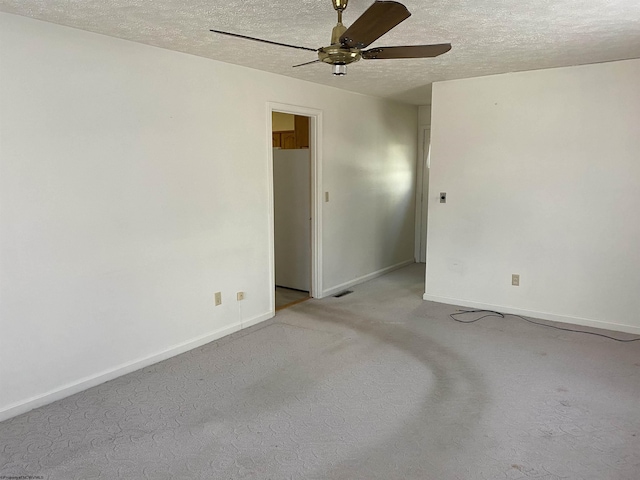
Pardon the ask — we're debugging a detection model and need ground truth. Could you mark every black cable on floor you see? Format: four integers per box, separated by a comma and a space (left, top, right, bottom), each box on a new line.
449, 309, 640, 342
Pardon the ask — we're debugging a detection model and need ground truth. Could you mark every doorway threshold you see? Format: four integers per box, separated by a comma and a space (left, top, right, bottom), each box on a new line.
275, 286, 310, 311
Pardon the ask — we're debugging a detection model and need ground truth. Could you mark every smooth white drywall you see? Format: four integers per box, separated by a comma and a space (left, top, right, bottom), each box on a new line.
425, 59, 640, 334
274, 149, 311, 291
0, 13, 417, 418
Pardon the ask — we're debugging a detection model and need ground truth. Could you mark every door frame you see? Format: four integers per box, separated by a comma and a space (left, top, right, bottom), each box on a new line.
267, 102, 323, 313
414, 126, 431, 262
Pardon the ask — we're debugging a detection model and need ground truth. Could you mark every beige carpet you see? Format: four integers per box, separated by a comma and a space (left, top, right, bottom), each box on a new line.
1, 263, 639, 479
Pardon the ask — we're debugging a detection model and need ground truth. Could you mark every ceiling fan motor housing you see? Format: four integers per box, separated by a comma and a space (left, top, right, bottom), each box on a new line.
318, 45, 361, 66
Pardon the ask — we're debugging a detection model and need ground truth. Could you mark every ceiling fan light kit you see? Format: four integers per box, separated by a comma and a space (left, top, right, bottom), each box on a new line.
333, 64, 347, 76
210, 0, 451, 77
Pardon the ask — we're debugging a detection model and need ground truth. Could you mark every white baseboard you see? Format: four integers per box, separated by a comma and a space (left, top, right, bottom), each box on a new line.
0, 311, 274, 423
242, 311, 274, 329
422, 294, 640, 336
322, 259, 415, 298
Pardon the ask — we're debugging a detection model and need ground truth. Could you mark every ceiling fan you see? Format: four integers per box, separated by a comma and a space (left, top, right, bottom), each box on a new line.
210, 0, 451, 76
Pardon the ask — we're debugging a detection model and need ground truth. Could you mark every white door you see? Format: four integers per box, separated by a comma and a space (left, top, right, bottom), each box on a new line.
417, 128, 431, 263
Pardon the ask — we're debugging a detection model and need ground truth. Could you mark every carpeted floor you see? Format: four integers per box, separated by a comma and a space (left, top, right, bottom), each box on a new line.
1, 263, 639, 479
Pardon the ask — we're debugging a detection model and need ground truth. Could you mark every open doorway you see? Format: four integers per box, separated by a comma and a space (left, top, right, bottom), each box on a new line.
267, 103, 323, 313
272, 112, 311, 309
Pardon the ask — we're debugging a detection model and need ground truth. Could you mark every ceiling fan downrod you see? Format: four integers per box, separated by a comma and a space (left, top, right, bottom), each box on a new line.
331, 0, 348, 45
327, 0, 354, 75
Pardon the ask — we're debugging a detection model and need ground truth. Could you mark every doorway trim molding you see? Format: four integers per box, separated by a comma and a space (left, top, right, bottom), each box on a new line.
267, 102, 323, 313
414, 125, 430, 262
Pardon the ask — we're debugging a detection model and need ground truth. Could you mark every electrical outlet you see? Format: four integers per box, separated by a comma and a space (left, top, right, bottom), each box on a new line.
237, 292, 245, 301
214, 292, 222, 306
439, 192, 447, 203
512, 274, 520, 286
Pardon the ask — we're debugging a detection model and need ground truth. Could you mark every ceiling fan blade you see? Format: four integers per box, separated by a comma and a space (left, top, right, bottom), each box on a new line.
340, 1, 411, 49
362, 44, 452, 59
293, 59, 321, 68
210, 29, 318, 52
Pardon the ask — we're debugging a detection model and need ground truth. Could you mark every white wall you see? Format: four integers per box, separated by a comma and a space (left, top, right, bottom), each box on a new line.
425, 59, 640, 334
0, 13, 417, 419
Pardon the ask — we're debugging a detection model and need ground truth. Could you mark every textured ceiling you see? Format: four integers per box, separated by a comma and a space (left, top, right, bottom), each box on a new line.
1, 0, 639, 104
